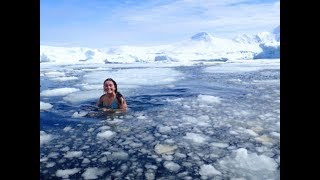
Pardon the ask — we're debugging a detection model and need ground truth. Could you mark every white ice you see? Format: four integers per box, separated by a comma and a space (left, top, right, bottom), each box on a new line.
40, 131, 53, 146
56, 168, 81, 178
40, 87, 80, 97
40, 57, 280, 179
40, 101, 53, 110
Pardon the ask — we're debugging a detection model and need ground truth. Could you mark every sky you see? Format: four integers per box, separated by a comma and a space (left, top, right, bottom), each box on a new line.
40, 0, 280, 48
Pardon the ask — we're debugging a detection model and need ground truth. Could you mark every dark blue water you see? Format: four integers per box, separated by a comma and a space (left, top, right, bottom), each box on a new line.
40, 63, 280, 179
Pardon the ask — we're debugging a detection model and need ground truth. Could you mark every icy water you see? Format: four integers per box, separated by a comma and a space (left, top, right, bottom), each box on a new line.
40, 60, 280, 179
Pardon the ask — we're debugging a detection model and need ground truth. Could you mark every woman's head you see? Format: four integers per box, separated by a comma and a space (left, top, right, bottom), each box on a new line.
103, 78, 118, 94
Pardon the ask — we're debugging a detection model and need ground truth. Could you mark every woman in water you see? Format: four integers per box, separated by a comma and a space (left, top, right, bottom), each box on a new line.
97, 78, 127, 112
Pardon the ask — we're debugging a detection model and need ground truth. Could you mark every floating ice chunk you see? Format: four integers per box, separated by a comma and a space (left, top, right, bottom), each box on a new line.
251, 126, 264, 133
97, 130, 116, 140
229, 130, 239, 135
64, 151, 83, 158
174, 152, 187, 159
56, 168, 80, 178
254, 135, 275, 145
72, 111, 88, 118
111, 151, 129, 160
63, 89, 100, 104
87, 128, 95, 132
270, 132, 280, 138
82, 158, 90, 164
45, 71, 65, 77
199, 164, 222, 177
233, 110, 250, 116
158, 126, 172, 134
154, 144, 178, 154
182, 115, 198, 124
244, 129, 259, 137
107, 118, 123, 125
46, 162, 55, 168
82, 167, 106, 179
48, 152, 59, 158
63, 126, 73, 132
137, 115, 147, 120
129, 142, 143, 148
145, 164, 158, 170
211, 142, 229, 148
40, 87, 80, 97
40, 101, 53, 110
219, 148, 278, 179
50, 76, 78, 82
163, 154, 174, 161
99, 126, 111, 131
183, 133, 207, 143
164, 139, 175, 144
163, 161, 181, 172
81, 84, 101, 90
40, 157, 48, 162
145, 169, 155, 180
40, 131, 53, 146
197, 94, 222, 104
198, 115, 210, 120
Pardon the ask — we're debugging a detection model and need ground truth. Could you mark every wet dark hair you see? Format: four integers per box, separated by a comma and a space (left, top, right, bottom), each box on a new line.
103, 78, 124, 105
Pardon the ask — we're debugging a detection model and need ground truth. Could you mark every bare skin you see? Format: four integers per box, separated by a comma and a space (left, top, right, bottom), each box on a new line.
97, 80, 127, 111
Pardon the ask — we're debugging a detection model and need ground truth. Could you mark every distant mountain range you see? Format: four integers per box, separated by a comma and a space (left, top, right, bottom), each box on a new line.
40, 26, 280, 64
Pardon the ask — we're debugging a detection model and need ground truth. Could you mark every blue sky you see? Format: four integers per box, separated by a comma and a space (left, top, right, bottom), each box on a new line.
40, 0, 280, 48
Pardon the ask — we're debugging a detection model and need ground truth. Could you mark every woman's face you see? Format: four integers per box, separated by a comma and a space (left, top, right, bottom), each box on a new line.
104, 80, 115, 94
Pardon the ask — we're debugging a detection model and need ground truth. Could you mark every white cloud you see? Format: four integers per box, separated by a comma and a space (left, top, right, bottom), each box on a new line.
41, 0, 279, 47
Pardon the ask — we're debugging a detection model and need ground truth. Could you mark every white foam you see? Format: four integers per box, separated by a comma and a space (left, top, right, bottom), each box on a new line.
40, 101, 53, 110
40, 87, 80, 97
81, 167, 106, 179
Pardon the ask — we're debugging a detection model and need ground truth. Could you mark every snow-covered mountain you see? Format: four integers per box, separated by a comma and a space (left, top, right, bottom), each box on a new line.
40, 26, 280, 64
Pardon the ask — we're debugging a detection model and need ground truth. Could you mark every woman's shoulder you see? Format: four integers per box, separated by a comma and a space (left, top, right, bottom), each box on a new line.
99, 94, 106, 100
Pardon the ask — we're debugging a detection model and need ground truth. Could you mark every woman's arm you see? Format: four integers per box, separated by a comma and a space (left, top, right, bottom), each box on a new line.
97, 95, 105, 107
119, 97, 127, 110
